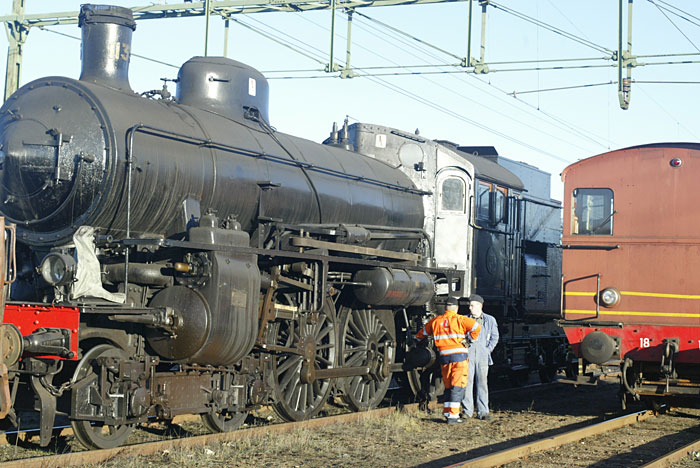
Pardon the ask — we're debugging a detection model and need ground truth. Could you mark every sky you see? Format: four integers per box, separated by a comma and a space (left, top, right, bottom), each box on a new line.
2, 0, 700, 202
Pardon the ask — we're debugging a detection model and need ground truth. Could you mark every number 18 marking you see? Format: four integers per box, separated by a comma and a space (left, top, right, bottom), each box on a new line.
640, 338, 650, 348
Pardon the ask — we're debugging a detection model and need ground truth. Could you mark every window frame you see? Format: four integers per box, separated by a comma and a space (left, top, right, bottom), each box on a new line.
476, 181, 491, 220
439, 176, 467, 214
571, 187, 615, 236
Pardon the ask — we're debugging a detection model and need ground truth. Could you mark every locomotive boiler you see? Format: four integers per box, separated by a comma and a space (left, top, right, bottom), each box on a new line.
0, 4, 468, 449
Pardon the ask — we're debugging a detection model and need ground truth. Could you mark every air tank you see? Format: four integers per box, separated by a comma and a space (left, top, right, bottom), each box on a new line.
353, 268, 434, 306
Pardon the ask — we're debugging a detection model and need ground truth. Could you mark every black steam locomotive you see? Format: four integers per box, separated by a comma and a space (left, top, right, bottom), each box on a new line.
0, 5, 563, 450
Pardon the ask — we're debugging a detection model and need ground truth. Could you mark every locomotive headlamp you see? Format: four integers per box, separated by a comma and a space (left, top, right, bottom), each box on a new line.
670, 158, 682, 168
39, 253, 76, 287
599, 287, 621, 308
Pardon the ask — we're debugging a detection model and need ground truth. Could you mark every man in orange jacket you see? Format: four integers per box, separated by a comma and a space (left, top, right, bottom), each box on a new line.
416, 296, 481, 424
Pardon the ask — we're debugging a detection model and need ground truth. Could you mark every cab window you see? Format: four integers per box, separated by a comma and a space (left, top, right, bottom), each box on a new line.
476, 182, 490, 219
440, 177, 466, 212
494, 187, 507, 224
572, 188, 614, 235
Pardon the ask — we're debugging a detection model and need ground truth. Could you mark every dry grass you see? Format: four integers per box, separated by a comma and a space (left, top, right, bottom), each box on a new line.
1, 382, 635, 468
87, 410, 425, 468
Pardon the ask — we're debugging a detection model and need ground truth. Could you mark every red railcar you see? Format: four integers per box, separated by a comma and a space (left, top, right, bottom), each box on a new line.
560, 143, 700, 407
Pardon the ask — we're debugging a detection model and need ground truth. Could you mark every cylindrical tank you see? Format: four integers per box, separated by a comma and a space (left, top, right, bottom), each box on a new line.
352, 268, 434, 306
0, 76, 423, 247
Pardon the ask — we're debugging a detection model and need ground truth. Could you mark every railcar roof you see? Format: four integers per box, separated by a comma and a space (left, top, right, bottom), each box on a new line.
436, 142, 525, 191
561, 142, 700, 179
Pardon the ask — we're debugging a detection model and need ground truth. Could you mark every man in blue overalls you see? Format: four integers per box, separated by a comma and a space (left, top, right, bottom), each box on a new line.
461, 294, 499, 421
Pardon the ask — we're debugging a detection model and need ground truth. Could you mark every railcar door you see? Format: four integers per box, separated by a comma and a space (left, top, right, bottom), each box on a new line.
433, 168, 472, 292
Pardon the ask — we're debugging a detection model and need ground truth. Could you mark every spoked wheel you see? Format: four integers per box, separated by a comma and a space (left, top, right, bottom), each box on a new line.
201, 409, 248, 433
339, 307, 396, 411
267, 299, 336, 421
407, 365, 444, 404
70, 344, 135, 450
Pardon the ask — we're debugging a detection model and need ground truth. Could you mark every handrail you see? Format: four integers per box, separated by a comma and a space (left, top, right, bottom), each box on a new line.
124, 124, 430, 196
561, 273, 601, 320
559, 244, 620, 250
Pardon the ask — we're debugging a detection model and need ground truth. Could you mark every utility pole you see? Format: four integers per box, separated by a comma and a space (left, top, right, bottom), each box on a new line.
204, 0, 211, 56
340, 10, 356, 78
465, 0, 473, 67
4, 0, 26, 102
223, 16, 230, 57
475, 0, 489, 74
618, 0, 635, 110
327, 0, 338, 72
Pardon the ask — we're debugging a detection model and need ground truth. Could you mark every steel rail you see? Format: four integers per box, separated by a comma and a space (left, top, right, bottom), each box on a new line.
640, 437, 700, 468
0, 413, 200, 446
0, 403, 428, 468
442, 409, 656, 468
3, 380, 551, 448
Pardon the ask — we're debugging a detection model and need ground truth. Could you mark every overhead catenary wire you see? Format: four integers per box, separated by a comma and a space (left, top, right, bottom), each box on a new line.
545, 0, 593, 41
230, 16, 328, 65
327, 13, 599, 156
327, 9, 615, 149
506, 79, 700, 97
233, 11, 576, 163
346, 13, 613, 149
37, 26, 180, 69
649, 0, 700, 53
351, 11, 612, 68
360, 72, 573, 164
650, 0, 700, 30
488, 1, 615, 55
508, 81, 615, 96
352, 10, 463, 62
302, 13, 586, 161
635, 84, 700, 140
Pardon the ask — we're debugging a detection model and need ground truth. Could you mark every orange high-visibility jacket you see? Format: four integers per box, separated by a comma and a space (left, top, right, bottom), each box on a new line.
416, 310, 481, 358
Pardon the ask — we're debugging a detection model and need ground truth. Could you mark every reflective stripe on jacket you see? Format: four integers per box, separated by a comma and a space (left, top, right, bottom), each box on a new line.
416, 310, 481, 359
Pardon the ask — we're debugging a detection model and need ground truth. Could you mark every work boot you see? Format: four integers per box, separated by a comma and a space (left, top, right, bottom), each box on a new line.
478, 414, 493, 421
446, 417, 465, 425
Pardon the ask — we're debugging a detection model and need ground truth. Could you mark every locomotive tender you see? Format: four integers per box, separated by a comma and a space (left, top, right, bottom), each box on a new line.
0, 4, 563, 450
560, 144, 700, 407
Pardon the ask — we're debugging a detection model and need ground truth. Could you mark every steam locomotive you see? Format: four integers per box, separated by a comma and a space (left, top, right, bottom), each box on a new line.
0, 4, 563, 449
560, 144, 700, 408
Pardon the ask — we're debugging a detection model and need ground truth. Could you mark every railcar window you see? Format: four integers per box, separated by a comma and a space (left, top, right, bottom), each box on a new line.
441, 177, 466, 212
494, 187, 507, 224
572, 188, 614, 235
477, 182, 490, 219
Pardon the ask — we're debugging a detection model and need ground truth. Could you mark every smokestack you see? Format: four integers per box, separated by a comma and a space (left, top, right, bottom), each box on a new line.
78, 4, 136, 93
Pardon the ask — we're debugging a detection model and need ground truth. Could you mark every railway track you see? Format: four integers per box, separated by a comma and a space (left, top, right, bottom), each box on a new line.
431, 405, 700, 468
1, 379, 556, 448
0, 379, 649, 468
640, 437, 700, 468
442, 410, 657, 467
0, 402, 427, 468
